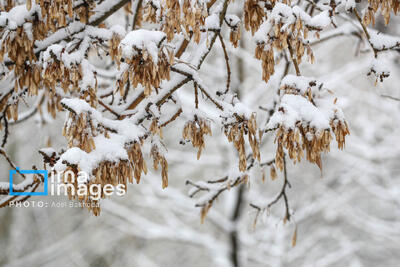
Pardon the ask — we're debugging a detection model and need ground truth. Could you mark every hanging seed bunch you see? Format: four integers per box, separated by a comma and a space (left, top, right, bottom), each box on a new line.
142, 0, 159, 24
267, 76, 349, 171
363, 0, 399, 26
59, 99, 151, 215
117, 30, 173, 96
62, 109, 97, 153
151, 143, 168, 188
127, 141, 148, 183
182, 115, 212, 159
4, 94, 20, 122
109, 33, 122, 61
254, 3, 324, 83
42, 46, 92, 92
108, 26, 126, 62
269, 163, 277, 180
150, 118, 163, 138
91, 160, 132, 189
61, 147, 144, 216
61, 157, 133, 216
223, 113, 260, 172
244, 0, 266, 35
60, 166, 101, 215
161, 0, 207, 43
244, 0, 292, 34
0, 7, 47, 93
182, 0, 207, 43
34, 0, 95, 29
46, 91, 63, 118
226, 15, 241, 48
42, 47, 98, 108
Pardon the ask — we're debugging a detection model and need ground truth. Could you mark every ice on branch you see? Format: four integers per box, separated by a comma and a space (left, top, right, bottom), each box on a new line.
267, 75, 349, 171
117, 29, 173, 96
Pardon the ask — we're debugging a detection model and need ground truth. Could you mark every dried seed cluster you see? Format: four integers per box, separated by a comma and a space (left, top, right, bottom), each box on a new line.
127, 141, 148, 183
363, 0, 399, 26
109, 33, 122, 61
244, 0, 292, 35
255, 12, 316, 83
62, 112, 98, 153
224, 114, 260, 172
244, 0, 266, 35
151, 144, 168, 189
274, 125, 332, 170
163, 0, 207, 43
43, 61, 96, 96
34, 0, 95, 27
182, 117, 212, 159
330, 119, 350, 150
270, 81, 350, 171
62, 157, 133, 216
226, 15, 242, 48
117, 40, 173, 96
61, 107, 151, 214
150, 118, 163, 138
0, 19, 46, 94
61, 166, 100, 215
45, 91, 63, 118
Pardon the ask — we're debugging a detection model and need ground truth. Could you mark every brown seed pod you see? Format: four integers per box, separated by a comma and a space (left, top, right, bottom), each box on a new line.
244, 0, 266, 35
151, 144, 169, 189
268, 80, 349, 171
182, 116, 212, 159
224, 113, 260, 172
117, 30, 173, 96
363, 0, 399, 26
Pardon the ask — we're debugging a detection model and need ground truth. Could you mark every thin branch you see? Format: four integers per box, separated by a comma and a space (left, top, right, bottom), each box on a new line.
250, 154, 292, 224
353, 8, 378, 58
132, 0, 143, 30
1, 106, 9, 147
194, 83, 199, 109
0, 148, 26, 179
287, 38, 301, 76
381, 94, 400, 101
160, 108, 182, 127
171, 67, 224, 110
217, 33, 231, 95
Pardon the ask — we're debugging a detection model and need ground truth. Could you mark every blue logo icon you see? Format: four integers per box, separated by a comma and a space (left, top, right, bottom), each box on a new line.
9, 168, 48, 196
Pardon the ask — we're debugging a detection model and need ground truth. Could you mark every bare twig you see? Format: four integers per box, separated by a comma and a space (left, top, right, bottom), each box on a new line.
132, 0, 143, 30
287, 38, 301, 76
0, 148, 26, 180
160, 108, 183, 127
250, 154, 292, 224
381, 94, 400, 101
217, 33, 231, 95
353, 8, 378, 58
